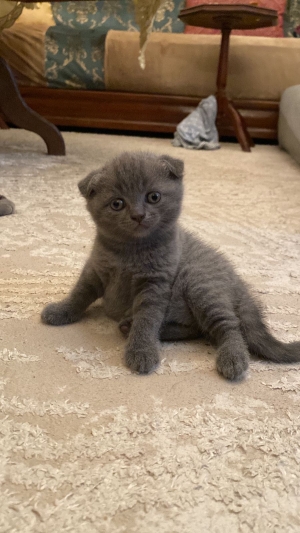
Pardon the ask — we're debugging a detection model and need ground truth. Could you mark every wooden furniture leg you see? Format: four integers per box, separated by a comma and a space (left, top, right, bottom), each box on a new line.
0, 114, 9, 129
0, 58, 65, 155
227, 101, 251, 152
216, 27, 254, 152
238, 109, 255, 147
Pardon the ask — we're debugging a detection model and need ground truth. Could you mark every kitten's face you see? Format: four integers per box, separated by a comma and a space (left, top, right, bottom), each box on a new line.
78, 152, 184, 242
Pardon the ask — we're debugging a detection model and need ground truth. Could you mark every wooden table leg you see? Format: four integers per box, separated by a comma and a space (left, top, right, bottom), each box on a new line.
216, 27, 254, 152
237, 108, 255, 147
0, 58, 65, 156
227, 101, 251, 152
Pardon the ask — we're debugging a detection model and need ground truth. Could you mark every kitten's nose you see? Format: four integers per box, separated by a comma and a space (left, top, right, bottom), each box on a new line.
131, 213, 145, 224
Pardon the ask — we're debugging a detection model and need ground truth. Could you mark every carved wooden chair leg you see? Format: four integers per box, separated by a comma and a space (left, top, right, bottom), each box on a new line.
227, 101, 251, 152
0, 58, 65, 156
0, 114, 9, 129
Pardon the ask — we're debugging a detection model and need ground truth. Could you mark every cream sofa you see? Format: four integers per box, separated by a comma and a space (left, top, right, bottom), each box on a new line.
1, 12, 300, 140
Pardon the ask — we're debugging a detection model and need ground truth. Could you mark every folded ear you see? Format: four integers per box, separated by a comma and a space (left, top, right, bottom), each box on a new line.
78, 171, 98, 199
160, 155, 184, 180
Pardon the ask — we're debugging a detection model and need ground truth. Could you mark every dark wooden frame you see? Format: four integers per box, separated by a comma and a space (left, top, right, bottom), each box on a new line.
19, 86, 279, 140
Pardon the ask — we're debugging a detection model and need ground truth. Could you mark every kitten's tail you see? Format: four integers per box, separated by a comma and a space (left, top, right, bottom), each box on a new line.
239, 291, 300, 364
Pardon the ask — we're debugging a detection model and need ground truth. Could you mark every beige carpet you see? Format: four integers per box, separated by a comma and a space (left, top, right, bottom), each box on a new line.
1, 130, 300, 533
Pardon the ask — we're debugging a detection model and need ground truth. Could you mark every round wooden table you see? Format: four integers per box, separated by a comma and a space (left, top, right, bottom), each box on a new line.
179, 4, 278, 152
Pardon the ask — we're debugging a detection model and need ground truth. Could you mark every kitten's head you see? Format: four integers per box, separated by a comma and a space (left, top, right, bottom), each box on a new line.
78, 152, 184, 242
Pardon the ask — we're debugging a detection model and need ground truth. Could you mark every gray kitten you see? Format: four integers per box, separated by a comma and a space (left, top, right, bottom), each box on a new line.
41, 152, 300, 380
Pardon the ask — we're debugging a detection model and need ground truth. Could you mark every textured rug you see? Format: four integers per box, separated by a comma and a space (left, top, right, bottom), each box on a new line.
0, 130, 300, 533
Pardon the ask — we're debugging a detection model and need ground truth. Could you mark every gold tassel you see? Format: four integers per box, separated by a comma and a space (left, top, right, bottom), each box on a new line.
133, 0, 168, 69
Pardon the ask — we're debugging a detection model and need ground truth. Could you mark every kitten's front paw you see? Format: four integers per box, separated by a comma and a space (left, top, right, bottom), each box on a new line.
125, 344, 160, 374
41, 301, 81, 326
216, 350, 249, 381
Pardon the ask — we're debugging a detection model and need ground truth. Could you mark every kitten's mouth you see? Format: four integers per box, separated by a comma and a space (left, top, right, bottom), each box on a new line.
133, 222, 151, 233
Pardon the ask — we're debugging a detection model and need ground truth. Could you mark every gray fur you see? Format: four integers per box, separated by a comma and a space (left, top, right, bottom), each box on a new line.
0, 195, 14, 216
41, 151, 300, 380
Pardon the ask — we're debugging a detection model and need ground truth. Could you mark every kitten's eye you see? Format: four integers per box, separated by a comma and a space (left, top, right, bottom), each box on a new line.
147, 192, 161, 204
110, 199, 125, 211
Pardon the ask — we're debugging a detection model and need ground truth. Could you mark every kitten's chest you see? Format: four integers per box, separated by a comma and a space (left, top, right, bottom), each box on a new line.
101, 266, 134, 321
95, 240, 178, 321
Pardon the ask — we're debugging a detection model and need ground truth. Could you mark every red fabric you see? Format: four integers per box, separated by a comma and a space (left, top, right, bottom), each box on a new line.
184, 1, 286, 37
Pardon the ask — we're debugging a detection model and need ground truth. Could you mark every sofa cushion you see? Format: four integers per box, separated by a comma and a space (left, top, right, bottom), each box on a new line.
105, 31, 300, 101
51, 0, 185, 33
45, 26, 106, 89
0, 21, 49, 86
44, 0, 185, 90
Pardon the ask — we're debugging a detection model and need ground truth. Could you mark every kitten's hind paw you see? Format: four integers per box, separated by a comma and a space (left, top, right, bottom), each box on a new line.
125, 344, 160, 374
216, 350, 249, 381
118, 318, 133, 337
41, 301, 81, 326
